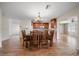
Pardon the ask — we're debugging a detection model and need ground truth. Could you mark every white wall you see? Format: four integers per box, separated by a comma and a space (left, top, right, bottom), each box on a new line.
20, 18, 32, 34
58, 6, 79, 50
9, 18, 20, 36
26, 19, 33, 34
2, 17, 22, 41
1, 16, 10, 41
20, 19, 27, 30
0, 9, 2, 47
1, 15, 32, 41
76, 17, 79, 50
1, 15, 21, 41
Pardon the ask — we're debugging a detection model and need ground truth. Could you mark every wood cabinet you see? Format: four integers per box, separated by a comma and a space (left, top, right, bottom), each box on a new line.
32, 22, 49, 29
43, 23, 49, 29
51, 18, 57, 28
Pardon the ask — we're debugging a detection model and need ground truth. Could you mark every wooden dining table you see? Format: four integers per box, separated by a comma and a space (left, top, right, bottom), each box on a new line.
25, 30, 54, 49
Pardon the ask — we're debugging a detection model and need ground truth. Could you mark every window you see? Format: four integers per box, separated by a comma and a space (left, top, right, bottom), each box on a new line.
68, 21, 76, 33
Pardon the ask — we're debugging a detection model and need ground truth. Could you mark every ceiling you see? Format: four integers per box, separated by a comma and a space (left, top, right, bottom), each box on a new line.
0, 2, 79, 21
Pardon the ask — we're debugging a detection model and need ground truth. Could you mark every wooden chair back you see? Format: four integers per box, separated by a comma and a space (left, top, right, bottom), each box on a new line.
30, 31, 39, 49
40, 30, 49, 48
21, 30, 27, 46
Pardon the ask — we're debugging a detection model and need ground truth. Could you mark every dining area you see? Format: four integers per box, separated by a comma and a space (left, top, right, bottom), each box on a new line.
0, 2, 79, 56
20, 18, 57, 50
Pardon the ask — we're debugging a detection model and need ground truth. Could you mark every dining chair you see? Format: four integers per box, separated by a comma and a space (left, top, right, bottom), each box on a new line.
40, 30, 49, 48
21, 30, 27, 47
30, 31, 39, 50
49, 30, 54, 47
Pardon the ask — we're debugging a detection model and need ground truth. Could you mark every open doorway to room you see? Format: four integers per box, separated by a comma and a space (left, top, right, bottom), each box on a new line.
59, 16, 78, 49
